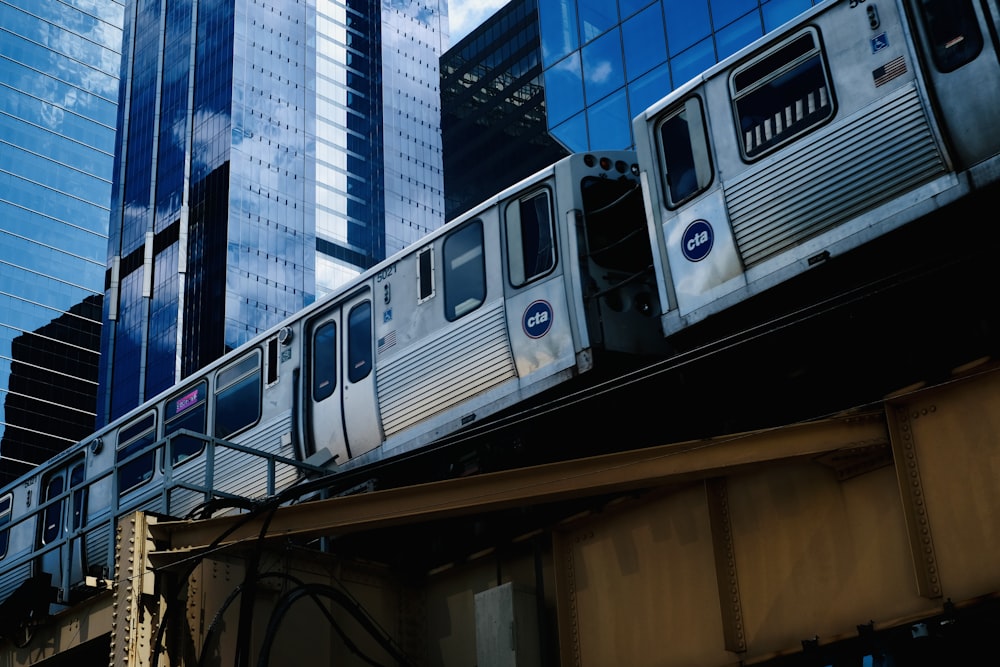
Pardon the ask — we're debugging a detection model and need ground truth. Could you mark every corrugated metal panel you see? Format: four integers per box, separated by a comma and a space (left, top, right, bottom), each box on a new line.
377, 301, 516, 437
84, 521, 114, 575
726, 84, 945, 268
0, 563, 32, 607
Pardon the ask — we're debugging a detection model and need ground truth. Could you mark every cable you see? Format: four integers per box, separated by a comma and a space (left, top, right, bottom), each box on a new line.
150, 494, 283, 667
257, 583, 417, 667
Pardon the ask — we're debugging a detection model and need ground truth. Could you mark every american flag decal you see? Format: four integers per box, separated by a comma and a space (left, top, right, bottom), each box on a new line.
378, 330, 397, 354
873, 56, 907, 87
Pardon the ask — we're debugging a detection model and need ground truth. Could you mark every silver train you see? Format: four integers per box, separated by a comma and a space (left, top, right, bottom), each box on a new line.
0, 151, 663, 623
634, 0, 1000, 336
2, 0, 1000, 632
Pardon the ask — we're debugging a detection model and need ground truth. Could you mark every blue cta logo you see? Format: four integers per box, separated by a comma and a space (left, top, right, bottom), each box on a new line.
523, 300, 553, 339
682, 219, 713, 262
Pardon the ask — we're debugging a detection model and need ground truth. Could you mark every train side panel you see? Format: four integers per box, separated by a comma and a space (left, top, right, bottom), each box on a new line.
332, 153, 657, 471
370, 210, 517, 464
635, 0, 1000, 335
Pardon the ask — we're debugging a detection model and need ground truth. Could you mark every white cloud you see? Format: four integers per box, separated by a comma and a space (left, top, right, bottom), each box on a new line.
448, 0, 509, 45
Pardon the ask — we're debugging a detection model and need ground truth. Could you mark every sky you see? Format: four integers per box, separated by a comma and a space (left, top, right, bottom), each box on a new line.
448, 0, 509, 44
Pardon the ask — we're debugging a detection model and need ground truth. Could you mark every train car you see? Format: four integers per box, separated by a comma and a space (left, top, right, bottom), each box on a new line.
0, 151, 664, 628
633, 0, 1000, 337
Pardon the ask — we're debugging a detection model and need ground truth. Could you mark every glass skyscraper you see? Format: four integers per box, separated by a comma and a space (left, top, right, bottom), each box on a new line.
440, 0, 822, 214
539, 0, 822, 151
0, 0, 124, 484
98, 0, 446, 425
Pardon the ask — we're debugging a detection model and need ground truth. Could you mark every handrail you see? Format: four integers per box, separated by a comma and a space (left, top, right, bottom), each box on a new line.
0, 430, 331, 603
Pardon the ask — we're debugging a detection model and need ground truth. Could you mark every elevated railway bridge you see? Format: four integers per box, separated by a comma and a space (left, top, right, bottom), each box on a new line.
3, 186, 1000, 666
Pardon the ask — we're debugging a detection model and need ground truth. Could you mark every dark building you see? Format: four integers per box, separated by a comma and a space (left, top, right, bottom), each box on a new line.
0, 1, 124, 480
0, 296, 104, 486
441, 0, 568, 220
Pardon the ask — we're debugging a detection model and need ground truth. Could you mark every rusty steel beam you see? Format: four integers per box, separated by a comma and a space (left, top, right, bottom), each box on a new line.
148, 410, 887, 565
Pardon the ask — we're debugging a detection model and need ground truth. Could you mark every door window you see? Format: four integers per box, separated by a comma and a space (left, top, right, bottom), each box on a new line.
313, 321, 337, 401
914, 0, 984, 72
506, 189, 556, 287
347, 301, 372, 384
657, 96, 712, 207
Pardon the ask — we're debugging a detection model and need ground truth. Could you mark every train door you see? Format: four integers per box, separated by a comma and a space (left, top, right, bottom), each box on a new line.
906, 0, 1000, 166
37, 456, 87, 602
306, 289, 382, 465
502, 186, 579, 380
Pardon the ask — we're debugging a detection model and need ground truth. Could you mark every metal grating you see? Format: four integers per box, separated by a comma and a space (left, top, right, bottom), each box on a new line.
726, 84, 945, 268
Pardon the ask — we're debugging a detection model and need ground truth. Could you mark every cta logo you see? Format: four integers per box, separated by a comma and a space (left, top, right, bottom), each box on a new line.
523, 300, 553, 339
681, 219, 714, 262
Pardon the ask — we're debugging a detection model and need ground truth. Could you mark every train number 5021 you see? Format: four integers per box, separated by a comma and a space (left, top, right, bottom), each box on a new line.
376, 263, 397, 282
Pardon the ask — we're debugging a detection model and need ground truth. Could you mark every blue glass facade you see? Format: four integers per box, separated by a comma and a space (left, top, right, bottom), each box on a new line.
99, 0, 446, 424
539, 0, 820, 150
0, 0, 124, 484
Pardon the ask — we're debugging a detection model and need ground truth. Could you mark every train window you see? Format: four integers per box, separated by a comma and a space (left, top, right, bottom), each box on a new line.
40, 459, 86, 545
69, 462, 86, 532
347, 301, 373, 384
506, 189, 556, 287
443, 221, 486, 321
417, 246, 435, 303
657, 97, 712, 207
117, 413, 157, 493
41, 475, 63, 545
0, 494, 11, 559
313, 321, 337, 401
215, 351, 262, 439
266, 336, 279, 386
165, 381, 207, 466
731, 28, 834, 160
914, 0, 983, 73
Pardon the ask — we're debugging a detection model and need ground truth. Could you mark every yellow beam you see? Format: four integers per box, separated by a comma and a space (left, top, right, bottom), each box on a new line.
149, 410, 887, 564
